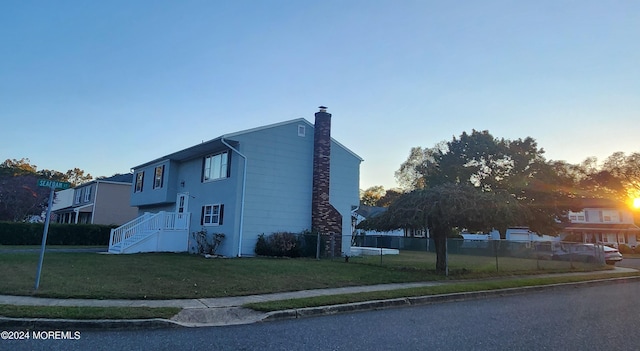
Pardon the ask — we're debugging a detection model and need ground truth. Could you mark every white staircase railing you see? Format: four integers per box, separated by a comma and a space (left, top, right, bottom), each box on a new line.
109, 211, 190, 253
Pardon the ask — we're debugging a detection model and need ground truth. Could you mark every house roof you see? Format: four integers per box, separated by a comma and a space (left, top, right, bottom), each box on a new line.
573, 198, 625, 209
563, 223, 640, 233
76, 173, 134, 187
132, 118, 363, 169
99, 173, 133, 183
354, 205, 388, 219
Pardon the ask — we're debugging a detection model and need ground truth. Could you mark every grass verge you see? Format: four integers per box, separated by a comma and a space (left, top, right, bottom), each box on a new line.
0, 305, 181, 320
244, 271, 640, 312
0, 250, 614, 299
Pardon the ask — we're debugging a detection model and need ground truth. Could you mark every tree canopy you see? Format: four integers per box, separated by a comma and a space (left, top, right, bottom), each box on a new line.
366, 130, 582, 274
0, 158, 94, 222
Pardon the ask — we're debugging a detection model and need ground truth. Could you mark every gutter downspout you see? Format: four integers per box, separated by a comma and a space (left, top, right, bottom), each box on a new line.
90, 183, 99, 224
221, 137, 247, 257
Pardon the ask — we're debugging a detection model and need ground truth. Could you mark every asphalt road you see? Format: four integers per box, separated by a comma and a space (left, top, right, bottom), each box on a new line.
5, 280, 640, 351
618, 257, 640, 269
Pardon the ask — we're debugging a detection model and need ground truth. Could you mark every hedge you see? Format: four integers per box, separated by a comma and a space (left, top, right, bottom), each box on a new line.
255, 231, 326, 258
0, 222, 114, 245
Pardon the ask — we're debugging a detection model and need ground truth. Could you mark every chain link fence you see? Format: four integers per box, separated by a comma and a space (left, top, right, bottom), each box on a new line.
347, 235, 609, 273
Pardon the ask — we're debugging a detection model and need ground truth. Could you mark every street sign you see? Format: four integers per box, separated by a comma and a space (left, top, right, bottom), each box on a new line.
37, 179, 71, 189
34, 178, 70, 290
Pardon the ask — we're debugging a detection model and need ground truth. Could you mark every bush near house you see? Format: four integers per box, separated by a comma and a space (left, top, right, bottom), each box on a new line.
618, 244, 635, 254
255, 231, 326, 258
0, 222, 113, 245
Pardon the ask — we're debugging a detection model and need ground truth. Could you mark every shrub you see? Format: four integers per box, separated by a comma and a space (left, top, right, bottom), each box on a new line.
255, 231, 326, 258
618, 243, 633, 254
0, 222, 113, 245
191, 227, 225, 255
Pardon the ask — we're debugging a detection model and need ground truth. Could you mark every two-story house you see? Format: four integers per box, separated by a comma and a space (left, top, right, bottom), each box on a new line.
563, 198, 640, 248
108, 107, 362, 257
52, 174, 138, 226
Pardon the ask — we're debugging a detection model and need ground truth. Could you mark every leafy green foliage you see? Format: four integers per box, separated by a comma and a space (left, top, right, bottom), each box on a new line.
0, 158, 94, 221
255, 231, 325, 258
0, 222, 113, 245
383, 130, 585, 273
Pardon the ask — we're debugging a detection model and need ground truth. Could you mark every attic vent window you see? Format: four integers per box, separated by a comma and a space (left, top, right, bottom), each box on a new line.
298, 125, 306, 137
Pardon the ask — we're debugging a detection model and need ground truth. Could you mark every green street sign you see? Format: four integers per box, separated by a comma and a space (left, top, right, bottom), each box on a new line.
37, 179, 71, 189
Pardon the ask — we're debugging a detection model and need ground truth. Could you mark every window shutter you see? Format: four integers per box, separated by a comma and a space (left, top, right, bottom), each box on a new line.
219, 204, 224, 225
226, 152, 231, 178
200, 206, 205, 225
201, 157, 206, 182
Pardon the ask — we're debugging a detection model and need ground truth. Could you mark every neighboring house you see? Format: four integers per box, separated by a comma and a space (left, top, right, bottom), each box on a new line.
352, 205, 404, 237
53, 174, 138, 226
562, 198, 640, 248
109, 107, 362, 256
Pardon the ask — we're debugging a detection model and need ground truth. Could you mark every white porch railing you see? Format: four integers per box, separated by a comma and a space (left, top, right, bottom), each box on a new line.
109, 211, 190, 253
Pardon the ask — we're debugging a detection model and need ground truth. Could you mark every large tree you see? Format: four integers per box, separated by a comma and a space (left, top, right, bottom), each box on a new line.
0, 158, 93, 221
395, 130, 576, 232
360, 186, 386, 207
579, 152, 640, 207
359, 183, 527, 273
369, 130, 577, 274
0, 173, 50, 221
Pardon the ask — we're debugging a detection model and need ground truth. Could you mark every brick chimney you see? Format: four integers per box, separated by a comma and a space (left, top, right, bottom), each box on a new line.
311, 106, 342, 256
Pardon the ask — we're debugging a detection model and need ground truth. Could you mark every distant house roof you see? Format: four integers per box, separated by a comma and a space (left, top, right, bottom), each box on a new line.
354, 205, 388, 219
78, 173, 133, 187
98, 173, 133, 183
564, 223, 640, 233
132, 118, 363, 170
574, 198, 625, 210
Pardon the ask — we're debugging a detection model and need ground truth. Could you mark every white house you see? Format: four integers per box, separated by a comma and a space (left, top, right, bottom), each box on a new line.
108, 107, 362, 257
562, 198, 640, 248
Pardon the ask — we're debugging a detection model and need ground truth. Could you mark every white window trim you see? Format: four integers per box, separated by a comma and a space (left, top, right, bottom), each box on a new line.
202, 204, 223, 226
135, 172, 144, 192
83, 186, 91, 202
203, 152, 229, 182
153, 165, 164, 189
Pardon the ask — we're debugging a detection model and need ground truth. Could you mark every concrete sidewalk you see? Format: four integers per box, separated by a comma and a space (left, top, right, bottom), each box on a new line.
1, 267, 638, 329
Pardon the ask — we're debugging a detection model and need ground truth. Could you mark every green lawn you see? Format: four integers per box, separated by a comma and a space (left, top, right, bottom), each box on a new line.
0, 252, 433, 299
352, 250, 605, 276
0, 250, 607, 300
0, 305, 180, 320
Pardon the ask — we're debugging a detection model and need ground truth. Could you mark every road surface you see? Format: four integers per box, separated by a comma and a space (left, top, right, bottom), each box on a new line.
4, 279, 640, 351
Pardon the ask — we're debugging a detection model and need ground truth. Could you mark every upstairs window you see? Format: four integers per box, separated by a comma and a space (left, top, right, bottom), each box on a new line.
201, 204, 224, 226
601, 210, 621, 223
153, 165, 165, 189
74, 189, 82, 204
135, 172, 144, 192
84, 186, 92, 202
568, 211, 586, 222
203, 152, 229, 182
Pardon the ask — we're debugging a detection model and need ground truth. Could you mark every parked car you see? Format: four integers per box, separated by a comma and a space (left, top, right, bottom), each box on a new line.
602, 245, 624, 265
551, 243, 622, 265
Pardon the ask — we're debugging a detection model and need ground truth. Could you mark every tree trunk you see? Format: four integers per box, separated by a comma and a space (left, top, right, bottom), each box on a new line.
432, 226, 448, 275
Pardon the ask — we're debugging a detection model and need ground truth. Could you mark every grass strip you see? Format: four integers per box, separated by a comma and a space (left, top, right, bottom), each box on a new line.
0, 305, 181, 320
244, 272, 640, 312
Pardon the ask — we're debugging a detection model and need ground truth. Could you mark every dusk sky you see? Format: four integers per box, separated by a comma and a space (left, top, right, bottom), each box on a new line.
2, 1, 638, 190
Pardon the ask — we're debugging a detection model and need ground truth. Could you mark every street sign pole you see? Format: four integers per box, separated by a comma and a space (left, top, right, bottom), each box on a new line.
34, 186, 55, 290
34, 179, 71, 291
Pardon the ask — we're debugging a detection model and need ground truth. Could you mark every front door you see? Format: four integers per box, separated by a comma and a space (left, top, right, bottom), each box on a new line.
175, 193, 189, 229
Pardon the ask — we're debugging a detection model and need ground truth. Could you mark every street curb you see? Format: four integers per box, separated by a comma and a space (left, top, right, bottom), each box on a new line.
0, 316, 181, 330
2, 276, 639, 329
262, 276, 640, 322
